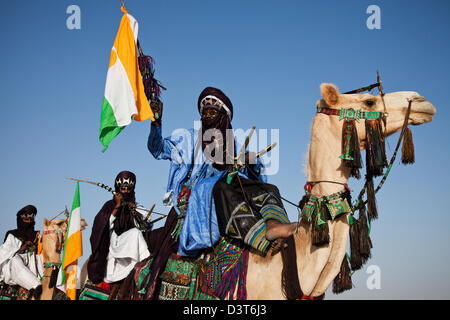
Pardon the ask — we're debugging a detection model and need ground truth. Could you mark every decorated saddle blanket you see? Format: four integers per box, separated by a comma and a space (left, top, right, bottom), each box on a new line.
213, 177, 290, 254
157, 237, 249, 300
0, 283, 31, 300
79, 280, 111, 300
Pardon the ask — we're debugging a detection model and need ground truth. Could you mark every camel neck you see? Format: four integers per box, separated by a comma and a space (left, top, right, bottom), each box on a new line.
306, 114, 351, 197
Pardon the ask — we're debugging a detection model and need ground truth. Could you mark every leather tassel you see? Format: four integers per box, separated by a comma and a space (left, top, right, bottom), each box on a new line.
55, 232, 63, 253
401, 127, 415, 164
358, 205, 372, 264
332, 255, 353, 294
49, 268, 59, 288
366, 177, 378, 220
298, 195, 309, 211
311, 201, 329, 246
365, 119, 387, 177
341, 119, 362, 179
349, 215, 362, 271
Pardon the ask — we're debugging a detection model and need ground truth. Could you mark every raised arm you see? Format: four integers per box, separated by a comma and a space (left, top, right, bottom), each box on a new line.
147, 122, 177, 160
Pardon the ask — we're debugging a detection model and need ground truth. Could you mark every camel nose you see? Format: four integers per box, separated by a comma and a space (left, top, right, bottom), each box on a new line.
410, 95, 436, 116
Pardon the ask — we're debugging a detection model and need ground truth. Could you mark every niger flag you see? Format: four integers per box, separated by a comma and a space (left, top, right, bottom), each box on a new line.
60, 181, 83, 300
99, 5, 154, 152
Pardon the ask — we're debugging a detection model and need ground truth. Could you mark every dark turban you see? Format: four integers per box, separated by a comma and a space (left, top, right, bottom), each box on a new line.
197, 87, 235, 169
198, 87, 233, 121
114, 170, 136, 203
4, 205, 38, 243
17, 205, 37, 218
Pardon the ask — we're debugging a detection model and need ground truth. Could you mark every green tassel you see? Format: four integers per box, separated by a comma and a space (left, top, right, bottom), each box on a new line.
401, 127, 415, 164
311, 200, 329, 246
340, 119, 362, 179
349, 215, 362, 271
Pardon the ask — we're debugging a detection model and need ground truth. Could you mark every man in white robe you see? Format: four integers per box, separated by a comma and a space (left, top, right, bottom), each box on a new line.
87, 171, 150, 285
0, 205, 43, 298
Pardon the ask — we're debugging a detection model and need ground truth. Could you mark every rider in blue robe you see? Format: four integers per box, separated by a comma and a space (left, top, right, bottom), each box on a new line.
148, 87, 265, 257
147, 87, 296, 258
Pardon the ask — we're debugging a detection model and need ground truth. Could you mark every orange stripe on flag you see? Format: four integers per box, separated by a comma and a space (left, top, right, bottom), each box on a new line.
63, 230, 82, 269
113, 14, 153, 122
65, 264, 78, 300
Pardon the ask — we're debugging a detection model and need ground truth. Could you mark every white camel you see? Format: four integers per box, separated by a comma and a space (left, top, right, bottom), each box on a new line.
245, 83, 436, 299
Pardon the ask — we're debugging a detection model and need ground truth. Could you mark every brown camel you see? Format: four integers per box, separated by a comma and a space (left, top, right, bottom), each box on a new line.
39, 217, 87, 300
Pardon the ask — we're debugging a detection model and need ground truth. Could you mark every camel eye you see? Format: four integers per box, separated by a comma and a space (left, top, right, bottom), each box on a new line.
365, 100, 375, 107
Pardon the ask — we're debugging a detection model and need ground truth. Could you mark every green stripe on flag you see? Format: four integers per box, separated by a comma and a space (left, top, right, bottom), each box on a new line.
99, 97, 125, 152
61, 181, 80, 284
71, 181, 80, 212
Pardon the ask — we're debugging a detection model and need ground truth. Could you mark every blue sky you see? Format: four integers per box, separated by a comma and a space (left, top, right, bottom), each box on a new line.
0, 0, 449, 299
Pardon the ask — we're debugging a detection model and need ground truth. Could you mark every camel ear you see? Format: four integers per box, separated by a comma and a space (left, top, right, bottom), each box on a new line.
44, 218, 50, 227
320, 83, 341, 106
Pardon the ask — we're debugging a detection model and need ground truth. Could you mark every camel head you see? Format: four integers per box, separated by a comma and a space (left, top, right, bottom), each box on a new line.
42, 217, 88, 262
319, 83, 436, 146
42, 218, 68, 262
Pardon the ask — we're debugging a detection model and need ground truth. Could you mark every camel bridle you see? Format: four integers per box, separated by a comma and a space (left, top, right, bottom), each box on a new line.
310, 71, 413, 211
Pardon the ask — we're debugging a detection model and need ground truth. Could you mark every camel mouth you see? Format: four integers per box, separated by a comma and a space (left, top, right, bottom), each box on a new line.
409, 99, 436, 125
409, 111, 435, 125
401, 94, 435, 125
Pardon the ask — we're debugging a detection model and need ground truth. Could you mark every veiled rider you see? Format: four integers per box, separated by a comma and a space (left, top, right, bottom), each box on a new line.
87, 171, 150, 286
0, 205, 43, 299
147, 87, 297, 256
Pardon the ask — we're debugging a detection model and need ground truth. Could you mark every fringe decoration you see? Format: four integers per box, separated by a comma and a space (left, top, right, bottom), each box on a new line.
311, 200, 330, 246
365, 119, 387, 177
332, 255, 353, 294
401, 127, 415, 164
366, 176, 378, 220
349, 215, 362, 271
341, 119, 362, 179
137, 40, 166, 119
358, 204, 372, 264
49, 268, 59, 289
213, 249, 249, 300
281, 236, 304, 300
138, 44, 162, 102
298, 195, 309, 212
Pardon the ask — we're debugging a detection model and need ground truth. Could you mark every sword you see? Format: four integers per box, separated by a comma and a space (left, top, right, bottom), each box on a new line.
256, 142, 277, 158
235, 125, 256, 166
